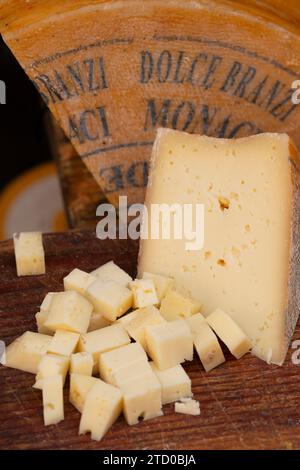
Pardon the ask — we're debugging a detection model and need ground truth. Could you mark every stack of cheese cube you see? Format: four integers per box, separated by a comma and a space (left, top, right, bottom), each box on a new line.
2, 252, 251, 441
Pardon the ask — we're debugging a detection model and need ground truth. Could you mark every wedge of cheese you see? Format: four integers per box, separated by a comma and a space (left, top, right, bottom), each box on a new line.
139, 129, 300, 365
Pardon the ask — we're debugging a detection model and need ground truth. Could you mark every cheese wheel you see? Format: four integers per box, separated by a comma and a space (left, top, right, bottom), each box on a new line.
1, 1, 300, 206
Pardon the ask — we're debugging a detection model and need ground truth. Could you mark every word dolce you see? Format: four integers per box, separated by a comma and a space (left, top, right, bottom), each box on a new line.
96, 196, 204, 251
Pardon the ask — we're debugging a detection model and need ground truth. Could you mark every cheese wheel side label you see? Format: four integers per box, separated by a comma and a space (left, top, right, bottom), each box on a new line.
3, 1, 300, 205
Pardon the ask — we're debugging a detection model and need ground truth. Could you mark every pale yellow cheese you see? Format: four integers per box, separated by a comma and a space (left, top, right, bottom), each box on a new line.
206, 309, 251, 359
69, 373, 99, 412
186, 313, 225, 371
42, 375, 64, 426
79, 380, 122, 441
99, 342, 148, 385
86, 279, 133, 322
63, 268, 97, 295
70, 352, 93, 376
44, 291, 93, 334
91, 260, 132, 287
160, 289, 201, 321
35, 311, 54, 336
47, 330, 80, 357
78, 324, 130, 370
139, 129, 300, 365
117, 371, 163, 425
175, 398, 200, 416
40, 292, 58, 313
13, 231, 45, 276
112, 360, 153, 386
142, 272, 174, 303
3, 331, 51, 374
129, 279, 159, 309
150, 362, 192, 404
116, 310, 139, 327
145, 319, 193, 370
33, 353, 69, 389
125, 306, 165, 352
88, 312, 111, 332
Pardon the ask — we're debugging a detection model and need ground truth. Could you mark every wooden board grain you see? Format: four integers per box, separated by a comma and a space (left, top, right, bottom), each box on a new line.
0, 231, 300, 450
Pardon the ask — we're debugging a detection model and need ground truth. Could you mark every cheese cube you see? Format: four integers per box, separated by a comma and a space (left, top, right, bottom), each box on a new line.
145, 320, 193, 370
44, 291, 93, 334
187, 313, 225, 372
99, 342, 148, 385
63, 268, 97, 295
3, 331, 51, 374
142, 272, 174, 303
116, 310, 139, 327
69, 373, 99, 412
91, 260, 132, 287
86, 279, 132, 321
88, 312, 111, 332
35, 311, 54, 336
150, 362, 192, 404
175, 398, 200, 416
113, 360, 153, 386
13, 231, 45, 276
130, 279, 159, 309
206, 309, 251, 359
42, 375, 64, 425
78, 324, 130, 370
47, 330, 80, 357
70, 352, 93, 376
33, 353, 69, 389
125, 306, 165, 352
40, 292, 59, 313
160, 290, 201, 321
118, 372, 162, 425
139, 129, 300, 365
79, 380, 122, 441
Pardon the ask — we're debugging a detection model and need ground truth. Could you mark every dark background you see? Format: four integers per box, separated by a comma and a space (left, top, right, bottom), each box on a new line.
0, 36, 52, 192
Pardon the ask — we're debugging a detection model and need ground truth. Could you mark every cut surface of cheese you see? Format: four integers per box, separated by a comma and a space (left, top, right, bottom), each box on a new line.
129, 279, 159, 309
142, 272, 174, 303
63, 268, 97, 295
70, 352, 93, 376
34, 353, 69, 390
160, 290, 201, 321
174, 398, 200, 416
125, 306, 165, 353
13, 231, 45, 276
35, 311, 54, 336
47, 330, 80, 357
91, 261, 132, 287
88, 312, 111, 332
3, 331, 51, 374
69, 373, 99, 413
145, 319, 193, 370
186, 313, 225, 371
42, 375, 64, 426
139, 129, 300, 365
150, 362, 192, 404
86, 279, 133, 322
44, 290, 93, 334
79, 380, 122, 441
206, 309, 251, 360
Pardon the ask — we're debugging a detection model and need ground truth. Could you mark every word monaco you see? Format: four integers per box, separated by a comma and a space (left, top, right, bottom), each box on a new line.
103, 454, 196, 467
96, 196, 204, 251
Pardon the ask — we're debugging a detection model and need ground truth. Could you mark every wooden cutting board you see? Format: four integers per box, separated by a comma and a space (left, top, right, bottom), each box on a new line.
0, 231, 300, 450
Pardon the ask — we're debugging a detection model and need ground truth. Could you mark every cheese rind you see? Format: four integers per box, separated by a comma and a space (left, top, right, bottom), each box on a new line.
70, 352, 93, 376
44, 291, 93, 334
13, 231, 45, 276
206, 309, 251, 359
91, 261, 132, 287
129, 279, 159, 309
145, 319, 193, 370
150, 362, 192, 404
4, 331, 51, 374
86, 279, 133, 322
125, 306, 165, 352
69, 373, 99, 412
160, 290, 201, 321
47, 330, 80, 357
63, 268, 97, 295
42, 375, 64, 426
79, 380, 122, 441
139, 129, 300, 365
186, 313, 225, 371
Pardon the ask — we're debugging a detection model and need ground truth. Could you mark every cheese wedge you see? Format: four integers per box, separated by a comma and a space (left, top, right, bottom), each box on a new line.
139, 129, 300, 365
